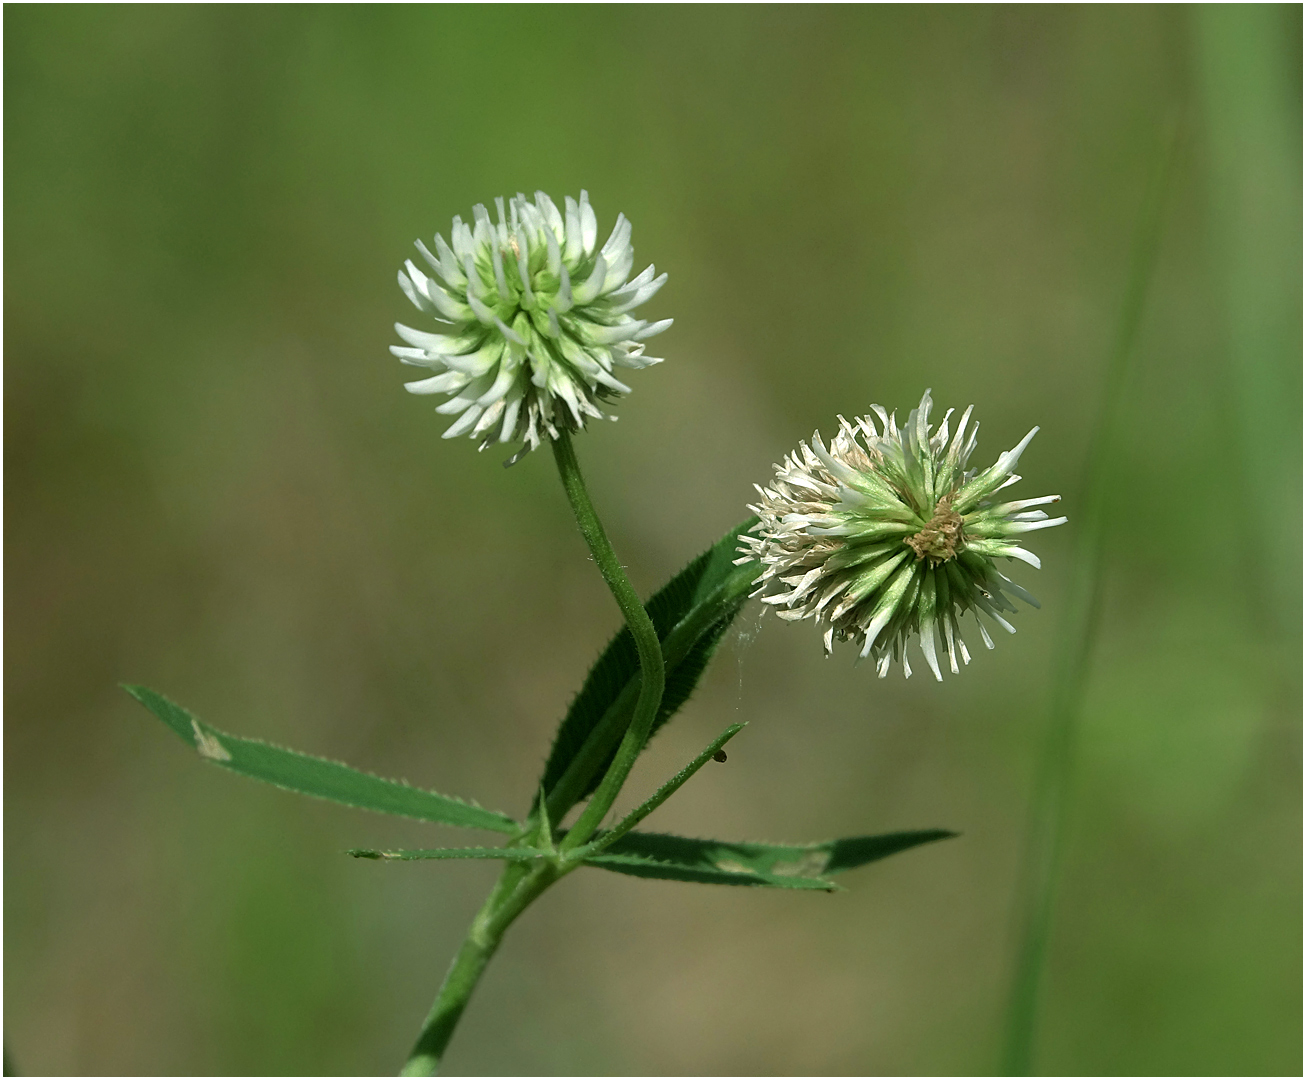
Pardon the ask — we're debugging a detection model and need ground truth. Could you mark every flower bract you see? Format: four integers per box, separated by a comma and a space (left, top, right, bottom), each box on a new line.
392, 191, 670, 462
738, 391, 1067, 680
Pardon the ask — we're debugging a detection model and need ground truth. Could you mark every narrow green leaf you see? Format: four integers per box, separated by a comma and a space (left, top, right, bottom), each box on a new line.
348, 847, 549, 862
820, 830, 958, 873
124, 684, 519, 834
583, 850, 838, 891
579, 723, 746, 857
541, 518, 760, 819
590, 828, 955, 883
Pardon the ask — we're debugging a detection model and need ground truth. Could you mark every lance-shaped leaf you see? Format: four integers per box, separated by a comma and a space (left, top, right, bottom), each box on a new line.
542, 518, 760, 820
349, 847, 549, 862
582, 850, 838, 891
124, 684, 519, 834
584, 828, 955, 887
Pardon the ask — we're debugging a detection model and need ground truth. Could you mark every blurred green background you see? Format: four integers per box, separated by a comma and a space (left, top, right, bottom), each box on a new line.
5, 5, 1300, 1075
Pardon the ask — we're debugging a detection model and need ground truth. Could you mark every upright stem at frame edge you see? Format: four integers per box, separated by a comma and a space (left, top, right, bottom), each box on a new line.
999, 122, 1180, 1075
400, 432, 665, 1074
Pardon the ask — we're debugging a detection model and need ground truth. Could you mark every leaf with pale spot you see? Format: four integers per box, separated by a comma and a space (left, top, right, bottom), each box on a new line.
124, 684, 518, 833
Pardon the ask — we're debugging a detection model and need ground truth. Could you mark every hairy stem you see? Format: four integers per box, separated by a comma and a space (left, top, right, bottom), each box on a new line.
544, 557, 758, 824
401, 430, 664, 1073
1000, 121, 1181, 1075
401, 862, 557, 1075
550, 431, 666, 850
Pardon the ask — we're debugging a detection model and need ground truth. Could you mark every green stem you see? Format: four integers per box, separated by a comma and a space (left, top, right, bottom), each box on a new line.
550, 431, 666, 852
999, 122, 1181, 1075
543, 557, 758, 825
401, 861, 556, 1076
401, 430, 664, 1074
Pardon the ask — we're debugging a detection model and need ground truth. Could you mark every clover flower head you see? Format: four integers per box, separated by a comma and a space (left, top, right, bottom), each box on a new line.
738, 390, 1067, 680
391, 191, 671, 462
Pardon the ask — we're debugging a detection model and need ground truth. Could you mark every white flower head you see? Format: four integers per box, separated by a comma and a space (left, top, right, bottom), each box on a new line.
738, 390, 1067, 680
392, 191, 671, 463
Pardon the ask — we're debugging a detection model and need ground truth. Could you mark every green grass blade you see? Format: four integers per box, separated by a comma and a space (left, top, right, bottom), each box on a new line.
580, 723, 746, 856
348, 847, 548, 862
540, 518, 760, 820
124, 684, 519, 834
1000, 120, 1181, 1075
1195, 4, 1301, 633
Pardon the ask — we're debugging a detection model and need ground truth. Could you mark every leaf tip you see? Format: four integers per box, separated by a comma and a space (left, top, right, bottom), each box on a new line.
120, 682, 150, 705
921, 828, 961, 844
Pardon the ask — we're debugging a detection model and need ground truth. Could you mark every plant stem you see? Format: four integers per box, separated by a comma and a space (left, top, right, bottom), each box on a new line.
1193, 5, 1301, 633
550, 431, 666, 852
401, 861, 556, 1075
543, 556, 758, 825
999, 122, 1181, 1075
401, 431, 665, 1074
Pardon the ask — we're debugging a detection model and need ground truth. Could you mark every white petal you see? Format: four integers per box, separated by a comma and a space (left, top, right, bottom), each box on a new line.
555, 264, 573, 313
433, 235, 466, 284
535, 191, 563, 237
476, 362, 520, 406
608, 265, 655, 298
571, 254, 608, 305
543, 221, 561, 276
563, 197, 583, 263
919, 624, 943, 681
441, 404, 483, 439
632, 318, 673, 340
579, 190, 597, 254
995, 572, 1040, 609
998, 545, 1042, 568
993, 426, 1039, 476
398, 268, 435, 314
1003, 516, 1068, 534
600, 213, 631, 259
441, 341, 504, 376
494, 317, 526, 346
498, 392, 523, 442
859, 608, 893, 657
605, 272, 666, 315
991, 495, 1062, 514
393, 323, 470, 354
612, 350, 662, 369
471, 397, 506, 438
601, 243, 634, 294
943, 617, 960, 674
405, 370, 470, 395
490, 243, 509, 302
586, 320, 644, 345
390, 345, 437, 364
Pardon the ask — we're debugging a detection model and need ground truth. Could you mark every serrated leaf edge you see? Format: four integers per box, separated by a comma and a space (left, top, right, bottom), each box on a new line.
124, 684, 519, 833
582, 851, 840, 891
